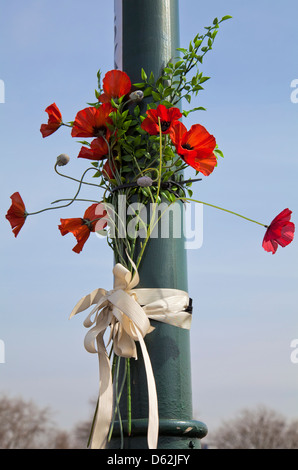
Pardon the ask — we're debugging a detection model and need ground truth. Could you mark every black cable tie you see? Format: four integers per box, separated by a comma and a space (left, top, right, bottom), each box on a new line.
110, 178, 202, 195
185, 297, 193, 314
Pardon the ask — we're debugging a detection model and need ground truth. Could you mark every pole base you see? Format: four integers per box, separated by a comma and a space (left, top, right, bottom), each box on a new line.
106, 418, 208, 449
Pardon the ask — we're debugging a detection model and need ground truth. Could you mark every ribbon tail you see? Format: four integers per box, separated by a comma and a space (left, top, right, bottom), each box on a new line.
89, 331, 113, 449
135, 328, 159, 450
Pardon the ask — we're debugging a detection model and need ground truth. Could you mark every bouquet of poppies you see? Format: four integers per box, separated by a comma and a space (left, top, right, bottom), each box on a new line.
5, 14, 295, 449
5, 15, 295, 258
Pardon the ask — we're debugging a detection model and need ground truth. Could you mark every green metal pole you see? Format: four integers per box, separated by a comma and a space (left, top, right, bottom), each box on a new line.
108, 0, 207, 449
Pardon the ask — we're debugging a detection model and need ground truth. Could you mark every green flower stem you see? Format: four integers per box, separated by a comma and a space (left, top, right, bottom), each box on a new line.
103, 135, 122, 185
87, 398, 99, 448
138, 167, 160, 182
178, 197, 268, 227
135, 194, 268, 274
132, 153, 142, 172
107, 192, 134, 267
108, 355, 127, 447
136, 119, 163, 270
51, 198, 101, 204
126, 358, 131, 436
27, 167, 99, 217
111, 353, 117, 380
141, 156, 159, 174
54, 163, 101, 188
171, 22, 225, 105
156, 117, 163, 201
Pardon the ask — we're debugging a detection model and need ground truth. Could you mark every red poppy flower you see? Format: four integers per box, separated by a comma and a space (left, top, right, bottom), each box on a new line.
71, 103, 113, 139
170, 121, 217, 176
59, 203, 107, 254
77, 137, 110, 161
99, 69, 132, 104
262, 208, 295, 254
40, 103, 62, 138
6, 192, 27, 237
102, 159, 117, 179
141, 104, 182, 135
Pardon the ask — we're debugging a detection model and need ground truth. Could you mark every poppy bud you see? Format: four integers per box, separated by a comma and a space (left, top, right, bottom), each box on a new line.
137, 176, 153, 187
56, 153, 70, 166
129, 90, 144, 102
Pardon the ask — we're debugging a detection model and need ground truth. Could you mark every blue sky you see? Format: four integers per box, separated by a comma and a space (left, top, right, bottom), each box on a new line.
1, 0, 298, 439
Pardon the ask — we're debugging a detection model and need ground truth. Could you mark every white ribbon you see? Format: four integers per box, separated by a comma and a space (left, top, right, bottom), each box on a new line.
70, 261, 191, 449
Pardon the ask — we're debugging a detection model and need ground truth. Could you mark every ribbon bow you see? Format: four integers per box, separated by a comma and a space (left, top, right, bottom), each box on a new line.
70, 261, 158, 449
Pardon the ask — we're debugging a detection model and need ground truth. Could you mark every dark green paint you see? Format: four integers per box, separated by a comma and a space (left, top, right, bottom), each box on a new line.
121, 0, 180, 83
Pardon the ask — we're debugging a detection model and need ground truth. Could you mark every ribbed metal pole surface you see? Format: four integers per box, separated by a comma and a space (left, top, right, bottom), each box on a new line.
108, 0, 207, 449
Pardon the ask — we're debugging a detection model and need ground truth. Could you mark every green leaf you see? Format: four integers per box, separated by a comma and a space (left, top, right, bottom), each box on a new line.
121, 167, 133, 174
121, 109, 129, 120
192, 106, 206, 112
141, 187, 150, 197
184, 94, 191, 104
162, 170, 174, 181
174, 60, 184, 69
221, 15, 233, 21
134, 105, 140, 117
148, 71, 155, 85
97, 69, 101, 90
143, 86, 153, 98
141, 68, 147, 81
168, 192, 176, 203
164, 147, 175, 158
152, 90, 161, 101
122, 154, 133, 162
77, 140, 91, 146
199, 76, 210, 84
111, 98, 118, 108
160, 190, 169, 201
182, 106, 206, 117
173, 69, 183, 77
133, 82, 146, 88
121, 142, 133, 153
214, 148, 224, 158
135, 149, 146, 158
158, 82, 164, 94
163, 87, 173, 98
176, 47, 187, 54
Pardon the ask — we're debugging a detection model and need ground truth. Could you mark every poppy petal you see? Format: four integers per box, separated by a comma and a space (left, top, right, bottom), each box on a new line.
262, 209, 295, 254
71, 104, 113, 138
101, 70, 131, 102
40, 103, 62, 138
141, 104, 182, 135
6, 192, 27, 237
